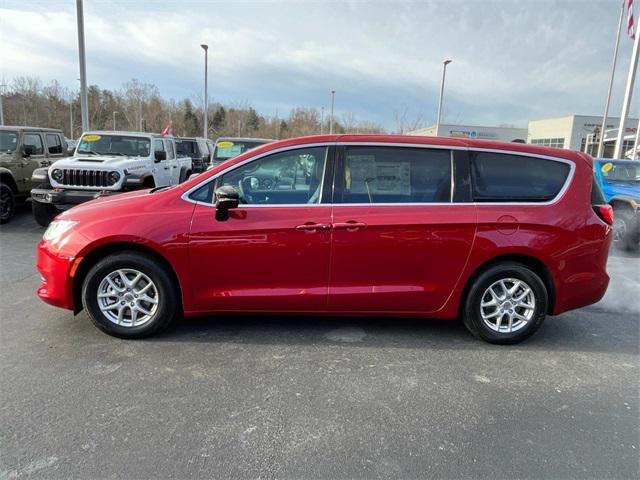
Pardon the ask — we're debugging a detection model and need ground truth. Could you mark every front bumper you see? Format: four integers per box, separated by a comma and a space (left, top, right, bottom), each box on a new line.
31, 187, 118, 207
36, 240, 76, 310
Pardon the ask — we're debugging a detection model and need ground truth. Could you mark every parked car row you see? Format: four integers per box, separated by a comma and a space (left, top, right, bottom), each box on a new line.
0, 125, 272, 225
35, 134, 613, 344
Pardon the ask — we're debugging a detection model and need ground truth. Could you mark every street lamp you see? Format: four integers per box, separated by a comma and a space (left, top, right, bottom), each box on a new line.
112, 111, 118, 131
329, 90, 336, 134
201, 44, 208, 139
435, 59, 452, 136
76, 0, 89, 131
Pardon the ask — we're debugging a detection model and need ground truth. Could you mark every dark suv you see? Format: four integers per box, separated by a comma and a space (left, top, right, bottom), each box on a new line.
175, 137, 209, 173
0, 126, 67, 223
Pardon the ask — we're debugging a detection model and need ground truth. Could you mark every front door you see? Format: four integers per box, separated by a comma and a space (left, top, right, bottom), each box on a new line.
188, 145, 333, 312
22, 132, 47, 188
153, 139, 172, 186
328, 145, 477, 314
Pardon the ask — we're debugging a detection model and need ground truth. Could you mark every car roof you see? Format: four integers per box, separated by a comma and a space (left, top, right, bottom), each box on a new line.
175, 137, 207, 141
81, 130, 170, 139
0, 126, 64, 133
214, 137, 275, 143
594, 158, 638, 164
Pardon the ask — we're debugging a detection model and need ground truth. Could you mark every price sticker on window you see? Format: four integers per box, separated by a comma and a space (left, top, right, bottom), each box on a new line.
83, 134, 102, 142
601, 162, 613, 173
217, 141, 234, 148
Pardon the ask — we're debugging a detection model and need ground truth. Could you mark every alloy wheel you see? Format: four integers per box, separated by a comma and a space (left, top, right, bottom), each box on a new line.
480, 278, 536, 334
97, 269, 159, 327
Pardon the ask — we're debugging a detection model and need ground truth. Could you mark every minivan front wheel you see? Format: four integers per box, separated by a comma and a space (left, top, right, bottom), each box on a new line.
463, 263, 548, 344
82, 252, 178, 338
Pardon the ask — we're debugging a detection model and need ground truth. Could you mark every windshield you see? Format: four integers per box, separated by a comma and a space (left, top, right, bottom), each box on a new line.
0, 131, 18, 152
598, 161, 640, 183
77, 133, 151, 157
213, 140, 266, 161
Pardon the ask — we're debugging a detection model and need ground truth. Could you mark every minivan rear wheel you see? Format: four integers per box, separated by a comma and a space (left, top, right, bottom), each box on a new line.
82, 252, 178, 338
463, 262, 548, 344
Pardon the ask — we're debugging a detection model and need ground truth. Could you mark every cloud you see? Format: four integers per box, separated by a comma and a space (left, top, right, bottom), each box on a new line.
0, 0, 637, 129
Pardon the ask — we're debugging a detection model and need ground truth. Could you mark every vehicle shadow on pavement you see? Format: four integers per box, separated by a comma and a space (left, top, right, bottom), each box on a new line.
146, 311, 638, 355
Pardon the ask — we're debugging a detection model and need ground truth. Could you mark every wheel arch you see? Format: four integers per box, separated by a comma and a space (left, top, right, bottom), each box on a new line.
459, 253, 556, 315
0, 169, 19, 193
72, 241, 183, 315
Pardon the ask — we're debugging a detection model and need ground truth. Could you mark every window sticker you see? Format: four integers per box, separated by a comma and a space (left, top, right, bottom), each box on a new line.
82, 134, 102, 142
216, 141, 234, 148
601, 162, 613, 173
348, 156, 411, 195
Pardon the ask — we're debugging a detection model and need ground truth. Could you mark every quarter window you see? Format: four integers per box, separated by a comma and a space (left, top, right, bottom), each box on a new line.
217, 147, 328, 205
337, 146, 452, 204
46, 134, 63, 154
471, 152, 570, 202
24, 133, 44, 155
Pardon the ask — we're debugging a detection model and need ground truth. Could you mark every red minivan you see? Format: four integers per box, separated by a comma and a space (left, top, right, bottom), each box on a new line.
36, 135, 613, 344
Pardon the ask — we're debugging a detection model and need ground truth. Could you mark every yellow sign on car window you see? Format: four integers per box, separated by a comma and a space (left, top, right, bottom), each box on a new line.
601, 162, 613, 173
217, 141, 234, 148
83, 134, 102, 142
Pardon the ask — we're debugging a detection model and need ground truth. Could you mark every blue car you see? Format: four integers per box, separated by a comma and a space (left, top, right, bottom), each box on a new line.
594, 159, 640, 251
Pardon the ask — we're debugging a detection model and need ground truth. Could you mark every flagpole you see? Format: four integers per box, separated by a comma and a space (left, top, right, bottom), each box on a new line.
614, 21, 640, 158
598, 0, 625, 158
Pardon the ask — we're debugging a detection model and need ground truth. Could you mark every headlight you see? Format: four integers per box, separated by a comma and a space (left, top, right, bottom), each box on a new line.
108, 171, 121, 185
51, 169, 63, 182
43, 220, 78, 242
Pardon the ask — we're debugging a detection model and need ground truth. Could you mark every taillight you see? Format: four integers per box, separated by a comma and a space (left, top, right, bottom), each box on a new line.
593, 204, 614, 226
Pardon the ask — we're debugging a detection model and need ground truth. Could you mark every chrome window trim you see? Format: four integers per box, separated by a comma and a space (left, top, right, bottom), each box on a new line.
181, 142, 576, 208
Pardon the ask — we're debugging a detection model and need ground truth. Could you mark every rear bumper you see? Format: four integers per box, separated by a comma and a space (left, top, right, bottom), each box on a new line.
31, 187, 118, 207
36, 240, 76, 310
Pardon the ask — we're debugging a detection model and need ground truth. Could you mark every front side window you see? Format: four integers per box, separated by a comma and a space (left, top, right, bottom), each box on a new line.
77, 134, 150, 157
46, 133, 63, 154
471, 152, 570, 202
216, 147, 328, 205
24, 133, 44, 155
0, 131, 18, 152
164, 140, 175, 159
337, 146, 452, 204
154, 139, 165, 153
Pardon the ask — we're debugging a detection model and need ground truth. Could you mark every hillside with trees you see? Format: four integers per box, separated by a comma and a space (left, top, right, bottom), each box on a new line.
0, 77, 387, 139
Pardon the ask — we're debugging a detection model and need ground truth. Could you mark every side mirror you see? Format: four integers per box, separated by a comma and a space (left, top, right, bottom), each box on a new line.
23, 145, 35, 157
214, 185, 240, 221
154, 150, 167, 162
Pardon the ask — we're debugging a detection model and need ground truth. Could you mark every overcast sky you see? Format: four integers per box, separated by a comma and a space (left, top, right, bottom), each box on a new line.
0, 0, 638, 129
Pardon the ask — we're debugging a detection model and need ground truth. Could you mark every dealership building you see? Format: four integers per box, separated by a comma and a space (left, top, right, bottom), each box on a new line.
408, 115, 638, 159
527, 114, 638, 158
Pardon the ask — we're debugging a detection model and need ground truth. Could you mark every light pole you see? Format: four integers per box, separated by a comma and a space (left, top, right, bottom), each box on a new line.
320, 106, 325, 135
69, 100, 73, 139
76, 0, 89, 131
112, 111, 118, 131
329, 90, 335, 134
0, 83, 6, 126
201, 44, 208, 139
435, 59, 452, 136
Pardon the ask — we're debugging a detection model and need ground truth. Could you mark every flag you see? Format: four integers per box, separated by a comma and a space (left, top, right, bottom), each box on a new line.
161, 121, 173, 136
628, 0, 635, 39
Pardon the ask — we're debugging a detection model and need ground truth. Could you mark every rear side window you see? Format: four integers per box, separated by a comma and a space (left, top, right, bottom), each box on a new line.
470, 152, 570, 202
24, 133, 44, 155
337, 146, 452, 204
46, 134, 63, 154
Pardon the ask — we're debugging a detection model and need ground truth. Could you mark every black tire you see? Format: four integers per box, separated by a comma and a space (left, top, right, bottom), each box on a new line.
81, 252, 178, 339
614, 209, 640, 252
0, 182, 15, 224
463, 262, 548, 345
32, 193, 60, 227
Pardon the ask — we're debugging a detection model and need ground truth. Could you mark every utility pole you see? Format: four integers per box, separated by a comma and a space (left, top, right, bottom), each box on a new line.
598, 0, 625, 157
138, 98, 142, 131
320, 106, 325, 135
329, 90, 335, 134
614, 24, 640, 158
0, 83, 5, 126
76, 0, 89, 131
112, 111, 118, 131
436, 59, 452, 136
201, 44, 209, 139
69, 101, 73, 139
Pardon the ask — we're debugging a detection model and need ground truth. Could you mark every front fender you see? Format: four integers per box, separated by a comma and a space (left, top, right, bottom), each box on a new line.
31, 167, 49, 184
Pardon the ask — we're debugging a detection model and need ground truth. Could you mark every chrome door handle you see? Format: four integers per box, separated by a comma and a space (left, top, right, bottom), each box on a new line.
295, 223, 331, 231
333, 221, 367, 231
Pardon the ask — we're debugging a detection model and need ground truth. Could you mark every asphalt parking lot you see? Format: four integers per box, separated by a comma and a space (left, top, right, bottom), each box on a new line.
1, 205, 639, 480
